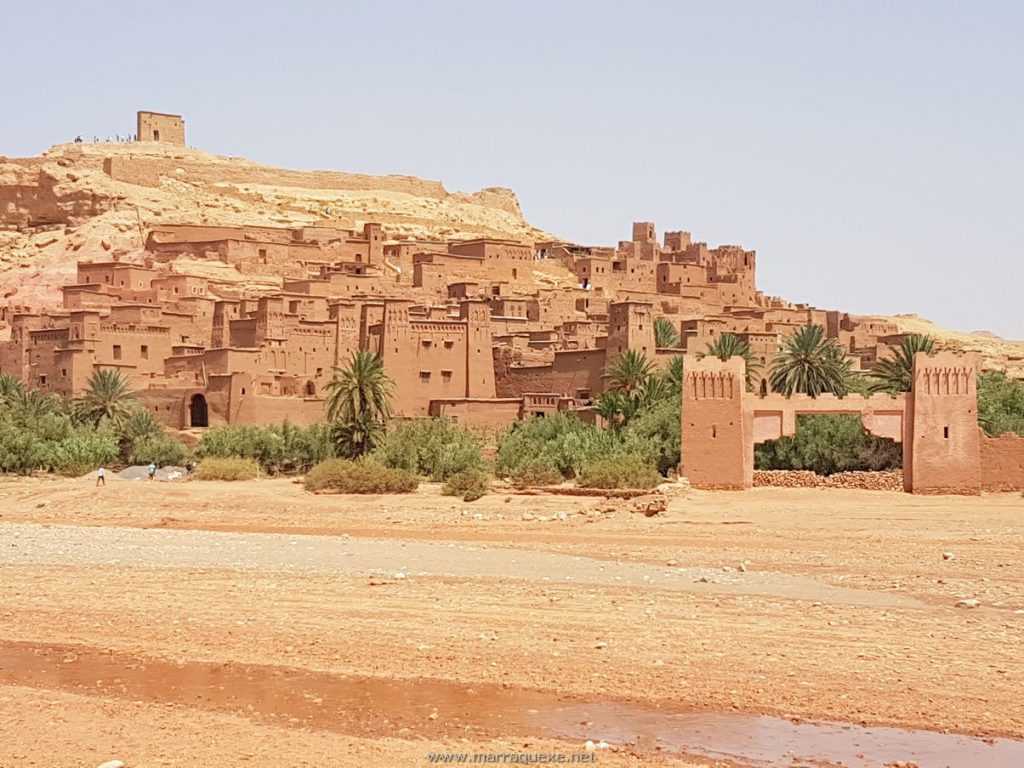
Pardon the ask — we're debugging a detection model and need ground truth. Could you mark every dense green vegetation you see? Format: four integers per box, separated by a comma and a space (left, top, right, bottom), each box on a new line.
978, 370, 1024, 437
0, 371, 185, 476
754, 414, 903, 474
195, 457, 260, 481
372, 417, 484, 481
194, 422, 333, 474
578, 455, 662, 490
493, 347, 681, 487
304, 458, 419, 494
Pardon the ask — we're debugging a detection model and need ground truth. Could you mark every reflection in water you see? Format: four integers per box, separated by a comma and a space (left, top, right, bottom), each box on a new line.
531, 704, 1024, 768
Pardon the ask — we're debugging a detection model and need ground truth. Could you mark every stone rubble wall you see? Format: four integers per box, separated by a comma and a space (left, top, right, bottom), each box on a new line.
753, 470, 904, 491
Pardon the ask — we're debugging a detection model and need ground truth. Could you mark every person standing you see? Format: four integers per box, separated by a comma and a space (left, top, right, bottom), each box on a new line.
96, 466, 106, 487
147, 462, 157, 481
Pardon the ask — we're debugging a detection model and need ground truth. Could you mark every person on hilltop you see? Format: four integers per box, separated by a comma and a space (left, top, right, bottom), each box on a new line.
147, 462, 157, 481
96, 466, 106, 487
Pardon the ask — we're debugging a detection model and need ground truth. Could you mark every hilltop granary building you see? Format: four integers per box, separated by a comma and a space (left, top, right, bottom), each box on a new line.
136, 111, 185, 145
1, 114, 1022, 493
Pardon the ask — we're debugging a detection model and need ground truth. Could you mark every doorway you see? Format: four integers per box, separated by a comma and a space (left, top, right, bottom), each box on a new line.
189, 394, 209, 427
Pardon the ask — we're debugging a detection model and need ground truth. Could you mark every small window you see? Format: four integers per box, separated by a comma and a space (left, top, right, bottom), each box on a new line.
113, 344, 122, 360
141, 345, 149, 359
153, 129, 160, 141
420, 371, 431, 382
944, 426, 949, 439
40, 374, 47, 385
61, 369, 67, 377
241, 387, 246, 395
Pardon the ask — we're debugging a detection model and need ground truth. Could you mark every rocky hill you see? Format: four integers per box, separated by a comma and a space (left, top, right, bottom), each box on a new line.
0, 140, 551, 275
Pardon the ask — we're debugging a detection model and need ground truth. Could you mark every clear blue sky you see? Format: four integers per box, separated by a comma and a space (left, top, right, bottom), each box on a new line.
4, 1, 1022, 337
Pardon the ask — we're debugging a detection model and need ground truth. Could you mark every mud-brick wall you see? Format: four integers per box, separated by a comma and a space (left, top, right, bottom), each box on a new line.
980, 432, 1024, 491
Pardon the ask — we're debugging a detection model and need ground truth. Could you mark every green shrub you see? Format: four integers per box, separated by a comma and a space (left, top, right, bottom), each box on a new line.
442, 468, 490, 501
620, 397, 680, 476
304, 458, 418, 494
508, 460, 563, 487
48, 431, 119, 477
129, 433, 189, 467
195, 422, 333, 473
195, 457, 259, 481
578, 455, 662, 490
978, 370, 1024, 437
496, 413, 620, 480
373, 418, 484, 480
754, 414, 902, 474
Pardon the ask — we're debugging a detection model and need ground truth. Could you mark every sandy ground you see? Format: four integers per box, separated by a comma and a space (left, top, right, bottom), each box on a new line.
0, 476, 1022, 767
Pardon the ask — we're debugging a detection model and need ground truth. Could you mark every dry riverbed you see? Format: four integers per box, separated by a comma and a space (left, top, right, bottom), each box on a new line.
0, 476, 1022, 767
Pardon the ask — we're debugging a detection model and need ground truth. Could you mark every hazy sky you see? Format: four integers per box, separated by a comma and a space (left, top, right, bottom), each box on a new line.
4, 1, 1022, 337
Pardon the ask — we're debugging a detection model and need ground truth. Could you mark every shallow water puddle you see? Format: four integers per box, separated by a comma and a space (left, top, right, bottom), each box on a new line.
529, 703, 1024, 767
2, 641, 1022, 767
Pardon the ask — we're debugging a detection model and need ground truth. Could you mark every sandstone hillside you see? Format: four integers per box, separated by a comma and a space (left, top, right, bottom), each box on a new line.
0, 141, 552, 301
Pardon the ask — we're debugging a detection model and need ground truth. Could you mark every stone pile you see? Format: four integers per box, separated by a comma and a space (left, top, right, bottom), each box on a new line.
753, 470, 903, 491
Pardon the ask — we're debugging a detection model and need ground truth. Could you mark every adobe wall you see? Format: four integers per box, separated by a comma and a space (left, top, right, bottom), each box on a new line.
231, 394, 325, 426
495, 349, 605, 400
427, 398, 522, 430
137, 112, 185, 145
102, 157, 161, 187
980, 432, 1024, 491
103, 153, 448, 197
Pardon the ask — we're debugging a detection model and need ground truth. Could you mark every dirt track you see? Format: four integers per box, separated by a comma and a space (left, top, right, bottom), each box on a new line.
1, 476, 1022, 767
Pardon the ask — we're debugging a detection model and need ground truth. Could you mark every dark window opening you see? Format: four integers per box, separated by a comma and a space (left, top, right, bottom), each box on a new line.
113, 344, 122, 360
944, 426, 949, 439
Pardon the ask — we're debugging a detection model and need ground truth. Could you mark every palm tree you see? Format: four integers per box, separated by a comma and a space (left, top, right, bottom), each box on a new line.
325, 350, 394, 457
868, 334, 935, 394
117, 407, 164, 461
0, 373, 24, 407
9, 389, 63, 420
654, 318, 681, 349
768, 325, 849, 398
638, 374, 674, 408
700, 333, 762, 389
594, 390, 634, 428
604, 350, 655, 397
663, 355, 684, 396
74, 369, 138, 427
